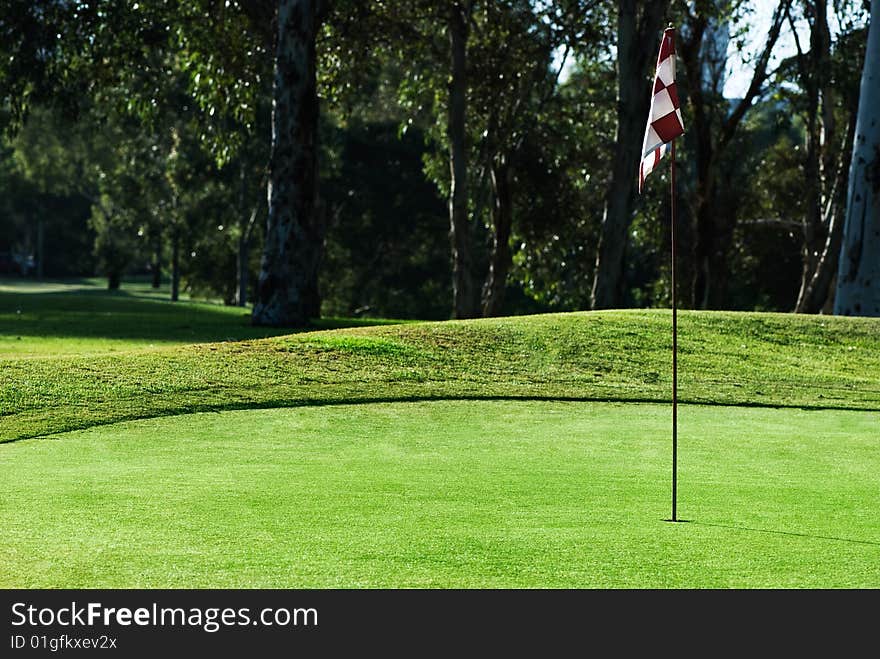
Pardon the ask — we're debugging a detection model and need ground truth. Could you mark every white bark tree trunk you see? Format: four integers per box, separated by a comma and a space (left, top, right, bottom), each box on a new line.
834, 2, 880, 317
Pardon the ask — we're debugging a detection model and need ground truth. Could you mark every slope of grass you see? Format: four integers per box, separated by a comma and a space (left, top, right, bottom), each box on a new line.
3, 400, 877, 588
2, 302, 879, 442
2, 285, 879, 588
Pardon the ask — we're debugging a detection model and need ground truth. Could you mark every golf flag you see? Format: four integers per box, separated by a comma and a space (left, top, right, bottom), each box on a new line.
638, 27, 685, 193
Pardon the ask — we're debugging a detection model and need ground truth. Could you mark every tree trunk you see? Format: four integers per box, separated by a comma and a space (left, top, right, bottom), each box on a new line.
689, 115, 715, 308
151, 239, 161, 289
235, 162, 249, 307
36, 218, 44, 279
447, 1, 479, 319
107, 270, 121, 290
253, 0, 323, 327
237, 233, 250, 307
681, 1, 790, 308
590, 0, 668, 310
679, 9, 720, 309
800, 197, 846, 313
481, 159, 513, 317
796, 107, 857, 313
834, 1, 880, 317
794, 0, 833, 313
794, 110, 823, 310
171, 230, 180, 302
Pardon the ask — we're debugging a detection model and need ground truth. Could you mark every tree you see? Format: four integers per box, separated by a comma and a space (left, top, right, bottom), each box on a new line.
590, 0, 670, 310
724, 100, 805, 310
8, 105, 97, 278
471, 1, 597, 316
322, 0, 483, 318
316, 39, 454, 320
834, 0, 880, 316
787, 0, 863, 313
328, 1, 598, 318
1, 1, 320, 324
677, 0, 791, 308
251, 0, 325, 325
85, 45, 225, 299
445, 1, 479, 318
510, 57, 616, 312
319, 120, 451, 320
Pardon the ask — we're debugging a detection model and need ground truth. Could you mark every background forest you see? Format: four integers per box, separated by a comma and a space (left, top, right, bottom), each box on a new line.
0, 0, 875, 323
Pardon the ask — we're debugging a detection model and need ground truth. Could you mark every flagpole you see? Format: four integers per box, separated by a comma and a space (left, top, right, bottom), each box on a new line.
641, 23, 683, 522
670, 137, 678, 523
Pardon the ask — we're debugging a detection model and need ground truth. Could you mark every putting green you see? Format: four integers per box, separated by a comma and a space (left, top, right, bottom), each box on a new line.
1, 400, 878, 588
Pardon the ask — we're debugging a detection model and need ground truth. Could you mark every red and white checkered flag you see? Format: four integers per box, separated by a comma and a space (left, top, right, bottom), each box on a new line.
638, 27, 685, 193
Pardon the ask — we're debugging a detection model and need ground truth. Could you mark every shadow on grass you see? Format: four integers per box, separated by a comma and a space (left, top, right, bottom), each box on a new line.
0, 285, 412, 344
692, 520, 880, 547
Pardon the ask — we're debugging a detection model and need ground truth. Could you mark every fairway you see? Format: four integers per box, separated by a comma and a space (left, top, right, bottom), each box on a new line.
0, 277, 406, 357
2, 400, 878, 588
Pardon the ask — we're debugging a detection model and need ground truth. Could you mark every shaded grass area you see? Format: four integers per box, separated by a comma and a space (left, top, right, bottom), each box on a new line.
0, 277, 406, 356
2, 305, 879, 443
2, 401, 877, 588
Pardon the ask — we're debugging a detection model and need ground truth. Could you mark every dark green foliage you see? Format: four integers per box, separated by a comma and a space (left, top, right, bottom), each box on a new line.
511, 57, 616, 311
0, 107, 97, 276
321, 121, 450, 319
0, 1, 872, 317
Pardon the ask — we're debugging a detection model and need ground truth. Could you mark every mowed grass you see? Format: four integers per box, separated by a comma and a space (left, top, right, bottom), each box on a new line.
1, 282, 879, 587
0, 277, 405, 356
2, 400, 878, 588
1, 280, 879, 443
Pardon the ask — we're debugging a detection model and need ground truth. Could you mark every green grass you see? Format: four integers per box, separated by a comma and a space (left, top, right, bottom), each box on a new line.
2, 401, 877, 588
1, 298, 879, 443
1, 282, 879, 588
0, 276, 406, 356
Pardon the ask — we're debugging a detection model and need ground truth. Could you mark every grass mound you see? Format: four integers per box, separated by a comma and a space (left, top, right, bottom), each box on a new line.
2, 284, 879, 443
2, 283, 879, 589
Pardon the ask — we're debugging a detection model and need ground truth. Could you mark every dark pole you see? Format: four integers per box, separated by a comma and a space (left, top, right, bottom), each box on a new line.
670, 137, 678, 522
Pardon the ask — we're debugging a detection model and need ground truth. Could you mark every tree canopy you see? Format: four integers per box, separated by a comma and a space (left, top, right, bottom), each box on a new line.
0, 0, 875, 319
